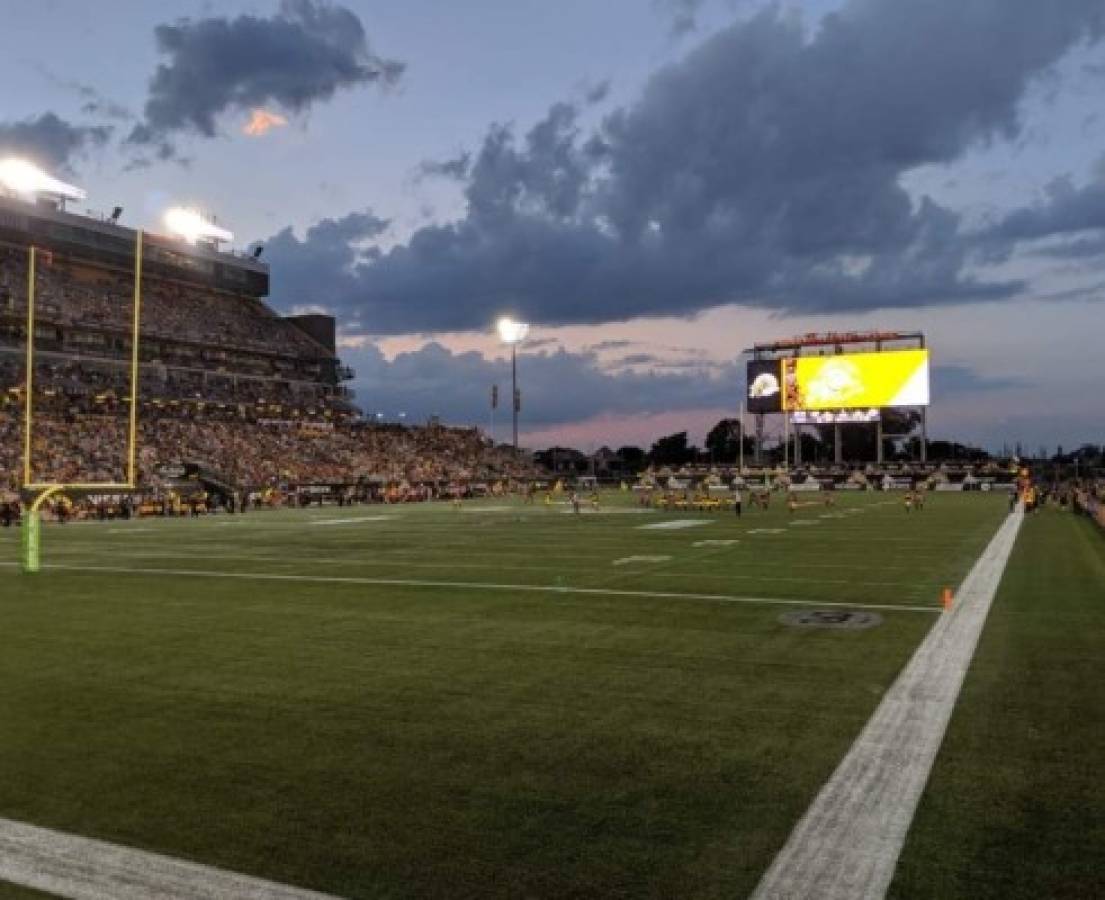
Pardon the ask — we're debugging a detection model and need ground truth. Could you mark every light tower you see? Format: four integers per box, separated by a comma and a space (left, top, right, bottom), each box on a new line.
496, 317, 529, 452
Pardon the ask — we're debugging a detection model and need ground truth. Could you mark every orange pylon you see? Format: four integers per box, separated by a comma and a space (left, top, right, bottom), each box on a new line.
941, 587, 954, 610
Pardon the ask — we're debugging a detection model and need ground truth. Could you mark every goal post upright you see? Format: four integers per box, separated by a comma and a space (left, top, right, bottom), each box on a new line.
20, 231, 144, 574
22, 246, 35, 488
127, 230, 143, 486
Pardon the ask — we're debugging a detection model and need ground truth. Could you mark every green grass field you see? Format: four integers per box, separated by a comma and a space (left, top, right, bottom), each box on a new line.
890, 506, 1105, 900
0, 491, 1091, 898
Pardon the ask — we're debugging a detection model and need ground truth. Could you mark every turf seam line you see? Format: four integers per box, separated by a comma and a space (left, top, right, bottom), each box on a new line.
0, 562, 940, 613
0, 815, 339, 900
750, 507, 1024, 900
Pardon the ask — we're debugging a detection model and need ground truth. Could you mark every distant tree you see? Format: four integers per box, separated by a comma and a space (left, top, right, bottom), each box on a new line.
816, 422, 876, 461
796, 431, 825, 463
649, 431, 694, 466
535, 446, 588, 474
616, 446, 646, 473
705, 418, 741, 463
927, 440, 989, 462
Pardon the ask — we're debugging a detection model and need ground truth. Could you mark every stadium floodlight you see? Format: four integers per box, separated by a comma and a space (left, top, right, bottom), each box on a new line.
163, 207, 234, 245
496, 317, 530, 452
0, 157, 86, 202
497, 317, 529, 345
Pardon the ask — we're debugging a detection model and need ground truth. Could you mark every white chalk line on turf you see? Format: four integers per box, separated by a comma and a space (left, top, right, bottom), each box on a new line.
751, 507, 1024, 900
23, 552, 937, 590
0, 815, 336, 900
310, 515, 392, 526
0, 562, 940, 613
25, 549, 957, 589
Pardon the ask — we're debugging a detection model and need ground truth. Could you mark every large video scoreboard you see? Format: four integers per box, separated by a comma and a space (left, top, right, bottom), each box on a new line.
746, 348, 930, 413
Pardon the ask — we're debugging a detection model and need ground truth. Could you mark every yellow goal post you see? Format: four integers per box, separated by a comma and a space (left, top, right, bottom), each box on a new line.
19, 231, 144, 573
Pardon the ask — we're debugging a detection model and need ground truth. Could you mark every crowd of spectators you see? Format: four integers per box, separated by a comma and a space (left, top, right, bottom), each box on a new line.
1074, 479, 1105, 530
0, 410, 538, 497
0, 356, 347, 419
0, 246, 321, 359
0, 243, 546, 514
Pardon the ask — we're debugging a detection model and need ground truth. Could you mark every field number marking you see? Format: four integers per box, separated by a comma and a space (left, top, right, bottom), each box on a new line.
612, 555, 672, 566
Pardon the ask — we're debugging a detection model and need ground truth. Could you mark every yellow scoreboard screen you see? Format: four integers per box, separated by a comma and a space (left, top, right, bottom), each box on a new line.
781, 349, 929, 411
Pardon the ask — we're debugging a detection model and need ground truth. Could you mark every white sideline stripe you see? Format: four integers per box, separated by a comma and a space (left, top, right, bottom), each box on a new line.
310, 515, 391, 526
0, 815, 337, 900
751, 508, 1024, 900
0, 562, 940, 613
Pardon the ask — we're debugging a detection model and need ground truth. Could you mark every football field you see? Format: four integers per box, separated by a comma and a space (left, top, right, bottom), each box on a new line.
0, 491, 1071, 898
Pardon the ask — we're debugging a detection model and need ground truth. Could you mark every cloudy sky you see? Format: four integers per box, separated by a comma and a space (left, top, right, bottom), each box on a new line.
3, 0, 1105, 452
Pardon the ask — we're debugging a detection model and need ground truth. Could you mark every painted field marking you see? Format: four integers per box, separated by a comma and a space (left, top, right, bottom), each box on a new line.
751, 507, 1024, 900
0, 814, 336, 900
562, 507, 655, 515
692, 540, 739, 548
15, 551, 941, 589
612, 555, 672, 566
0, 562, 940, 614
637, 519, 711, 530
107, 527, 153, 534
746, 528, 785, 535
34, 547, 950, 573
788, 520, 821, 527
310, 516, 392, 527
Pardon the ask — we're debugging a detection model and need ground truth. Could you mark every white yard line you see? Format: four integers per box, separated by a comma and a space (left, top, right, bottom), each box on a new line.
309, 516, 392, 526
34, 545, 956, 569
0, 815, 336, 900
0, 561, 940, 613
751, 508, 1024, 900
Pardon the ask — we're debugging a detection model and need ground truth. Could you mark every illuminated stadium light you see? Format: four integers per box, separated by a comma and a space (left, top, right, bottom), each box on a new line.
496, 317, 530, 451
0, 158, 86, 202
496, 317, 529, 345
163, 207, 234, 245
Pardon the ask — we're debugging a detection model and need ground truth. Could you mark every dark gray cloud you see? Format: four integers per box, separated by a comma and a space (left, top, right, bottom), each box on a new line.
583, 80, 612, 105
522, 337, 560, 350
30, 65, 134, 121
415, 152, 471, 181
265, 0, 1104, 334
129, 0, 402, 148
262, 210, 389, 308
986, 175, 1105, 246
932, 365, 1026, 396
974, 165, 1105, 266
347, 341, 741, 429
0, 112, 112, 172
1034, 235, 1105, 260
655, 0, 708, 37
614, 352, 663, 366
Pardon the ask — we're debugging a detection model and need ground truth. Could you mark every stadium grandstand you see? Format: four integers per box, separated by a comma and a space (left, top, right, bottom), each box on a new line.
0, 190, 537, 512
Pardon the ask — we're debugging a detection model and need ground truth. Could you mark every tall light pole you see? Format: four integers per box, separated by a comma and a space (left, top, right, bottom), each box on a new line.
497, 317, 529, 452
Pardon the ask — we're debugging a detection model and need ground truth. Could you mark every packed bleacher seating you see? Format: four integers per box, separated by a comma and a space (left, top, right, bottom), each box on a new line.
0, 245, 321, 357
0, 406, 538, 497
0, 354, 347, 419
